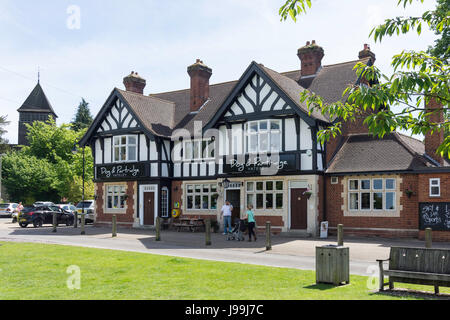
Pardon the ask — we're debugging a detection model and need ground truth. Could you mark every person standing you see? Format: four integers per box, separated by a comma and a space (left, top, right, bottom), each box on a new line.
221, 200, 233, 235
245, 204, 257, 242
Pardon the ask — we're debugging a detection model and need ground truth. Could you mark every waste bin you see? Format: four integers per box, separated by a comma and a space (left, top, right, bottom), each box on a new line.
316, 245, 349, 285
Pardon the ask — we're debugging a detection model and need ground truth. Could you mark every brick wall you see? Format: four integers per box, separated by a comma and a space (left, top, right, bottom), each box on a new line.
94, 181, 136, 227
326, 173, 450, 241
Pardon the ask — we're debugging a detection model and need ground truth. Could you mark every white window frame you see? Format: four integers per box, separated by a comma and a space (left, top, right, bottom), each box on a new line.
245, 120, 282, 154
113, 135, 138, 163
106, 185, 127, 210
348, 178, 397, 212
246, 180, 284, 210
430, 178, 441, 197
186, 184, 218, 211
183, 139, 215, 161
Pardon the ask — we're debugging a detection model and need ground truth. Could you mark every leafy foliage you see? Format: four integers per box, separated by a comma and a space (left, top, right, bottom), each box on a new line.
281, 0, 450, 158
2, 118, 94, 203
71, 98, 93, 132
0, 115, 10, 154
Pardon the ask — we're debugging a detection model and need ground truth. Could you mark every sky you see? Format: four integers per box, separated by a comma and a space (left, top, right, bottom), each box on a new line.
0, 0, 439, 144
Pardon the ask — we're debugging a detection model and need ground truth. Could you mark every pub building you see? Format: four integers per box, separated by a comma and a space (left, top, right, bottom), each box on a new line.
80, 42, 450, 240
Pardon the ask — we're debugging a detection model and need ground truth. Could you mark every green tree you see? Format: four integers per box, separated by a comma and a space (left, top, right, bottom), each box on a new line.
2, 118, 94, 203
71, 98, 93, 131
428, 0, 450, 60
280, 0, 450, 158
0, 115, 10, 153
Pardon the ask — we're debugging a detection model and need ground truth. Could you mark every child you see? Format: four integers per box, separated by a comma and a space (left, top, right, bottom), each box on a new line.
245, 204, 257, 242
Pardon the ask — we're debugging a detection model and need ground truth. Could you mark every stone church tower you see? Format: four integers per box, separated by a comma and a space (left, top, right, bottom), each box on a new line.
17, 81, 58, 146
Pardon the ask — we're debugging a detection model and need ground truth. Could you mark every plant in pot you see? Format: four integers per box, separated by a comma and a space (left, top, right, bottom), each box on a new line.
303, 189, 313, 200
405, 189, 414, 198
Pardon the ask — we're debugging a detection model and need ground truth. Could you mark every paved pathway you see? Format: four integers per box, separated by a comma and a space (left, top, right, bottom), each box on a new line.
1, 219, 448, 276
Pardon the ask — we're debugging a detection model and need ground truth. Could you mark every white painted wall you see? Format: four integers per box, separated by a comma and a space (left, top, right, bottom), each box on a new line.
104, 138, 112, 163
139, 134, 148, 161
285, 118, 297, 151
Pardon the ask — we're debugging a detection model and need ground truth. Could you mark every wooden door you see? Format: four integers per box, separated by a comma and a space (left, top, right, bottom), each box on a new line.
144, 192, 155, 226
226, 190, 241, 222
290, 188, 308, 230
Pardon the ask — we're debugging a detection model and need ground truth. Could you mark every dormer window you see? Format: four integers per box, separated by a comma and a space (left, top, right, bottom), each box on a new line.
113, 135, 137, 162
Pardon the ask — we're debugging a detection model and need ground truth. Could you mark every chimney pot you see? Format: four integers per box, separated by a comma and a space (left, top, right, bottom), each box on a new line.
123, 71, 146, 94
188, 59, 212, 112
297, 40, 324, 77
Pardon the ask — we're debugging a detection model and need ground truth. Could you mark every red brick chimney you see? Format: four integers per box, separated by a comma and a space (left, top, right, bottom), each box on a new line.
425, 98, 445, 165
123, 71, 146, 94
297, 40, 324, 77
187, 59, 212, 112
358, 44, 376, 63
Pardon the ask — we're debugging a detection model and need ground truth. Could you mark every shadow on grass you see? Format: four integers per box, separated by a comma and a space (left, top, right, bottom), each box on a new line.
303, 283, 338, 291
373, 289, 450, 300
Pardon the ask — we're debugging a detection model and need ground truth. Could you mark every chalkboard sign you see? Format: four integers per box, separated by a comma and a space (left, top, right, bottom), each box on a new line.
419, 203, 450, 231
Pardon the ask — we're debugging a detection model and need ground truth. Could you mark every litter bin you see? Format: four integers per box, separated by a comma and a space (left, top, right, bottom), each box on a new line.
316, 245, 349, 285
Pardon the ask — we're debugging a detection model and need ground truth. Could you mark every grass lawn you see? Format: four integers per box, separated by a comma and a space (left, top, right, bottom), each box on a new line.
0, 242, 448, 300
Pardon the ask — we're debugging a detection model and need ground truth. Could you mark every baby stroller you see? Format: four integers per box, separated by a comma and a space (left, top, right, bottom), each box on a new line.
227, 218, 246, 241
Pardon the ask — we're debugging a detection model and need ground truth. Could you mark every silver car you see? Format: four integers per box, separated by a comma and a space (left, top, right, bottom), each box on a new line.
76, 200, 95, 223
0, 203, 19, 218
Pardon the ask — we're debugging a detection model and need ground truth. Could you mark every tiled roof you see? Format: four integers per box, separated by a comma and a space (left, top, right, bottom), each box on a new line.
259, 64, 330, 123
116, 58, 369, 138
117, 89, 176, 138
17, 83, 57, 116
326, 132, 437, 174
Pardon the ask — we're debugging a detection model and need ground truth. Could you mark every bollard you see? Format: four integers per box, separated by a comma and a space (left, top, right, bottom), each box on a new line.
205, 219, 212, 246
337, 224, 344, 246
112, 214, 117, 238
425, 228, 432, 249
81, 213, 86, 235
155, 217, 161, 241
74, 212, 78, 229
266, 221, 272, 251
52, 212, 57, 233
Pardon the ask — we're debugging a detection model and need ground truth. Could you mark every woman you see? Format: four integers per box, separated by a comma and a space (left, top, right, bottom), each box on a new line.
244, 204, 257, 242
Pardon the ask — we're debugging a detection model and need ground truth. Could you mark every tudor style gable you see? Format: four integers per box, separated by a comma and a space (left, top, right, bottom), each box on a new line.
224, 74, 292, 119
97, 98, 140, 133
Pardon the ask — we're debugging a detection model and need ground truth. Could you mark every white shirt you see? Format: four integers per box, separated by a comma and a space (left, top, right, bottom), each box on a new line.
221, 204, 233, 217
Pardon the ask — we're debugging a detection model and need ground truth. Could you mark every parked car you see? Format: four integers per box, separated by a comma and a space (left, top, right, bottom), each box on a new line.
18, 205, 74, 228
76, 200, 95, 223
57, 204, 77, 215
0, 203, 18, 218
34, 201, 55, 207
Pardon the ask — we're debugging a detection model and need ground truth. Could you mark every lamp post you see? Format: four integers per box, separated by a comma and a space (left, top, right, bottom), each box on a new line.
72, 144, 86, 234
0, 153, 5, 201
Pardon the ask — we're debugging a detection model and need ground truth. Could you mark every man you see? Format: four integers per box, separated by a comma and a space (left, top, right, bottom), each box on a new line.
221, 200, 233, 235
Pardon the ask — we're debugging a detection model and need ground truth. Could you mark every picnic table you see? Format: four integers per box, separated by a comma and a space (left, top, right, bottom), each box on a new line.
173, 218, 205, 232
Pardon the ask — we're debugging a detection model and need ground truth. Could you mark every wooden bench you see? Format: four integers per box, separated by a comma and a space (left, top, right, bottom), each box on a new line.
173, 218, 205, 233
378, 247, 450, 294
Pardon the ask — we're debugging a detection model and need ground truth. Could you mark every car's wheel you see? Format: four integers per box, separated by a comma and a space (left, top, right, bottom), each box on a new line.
33, 219, 43, 228
19, 222, 28, 228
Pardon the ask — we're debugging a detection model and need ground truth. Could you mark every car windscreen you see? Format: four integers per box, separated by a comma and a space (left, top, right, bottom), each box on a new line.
0, 204, 9, 209
77, 202, 93, 208
21, 207, 36, 213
